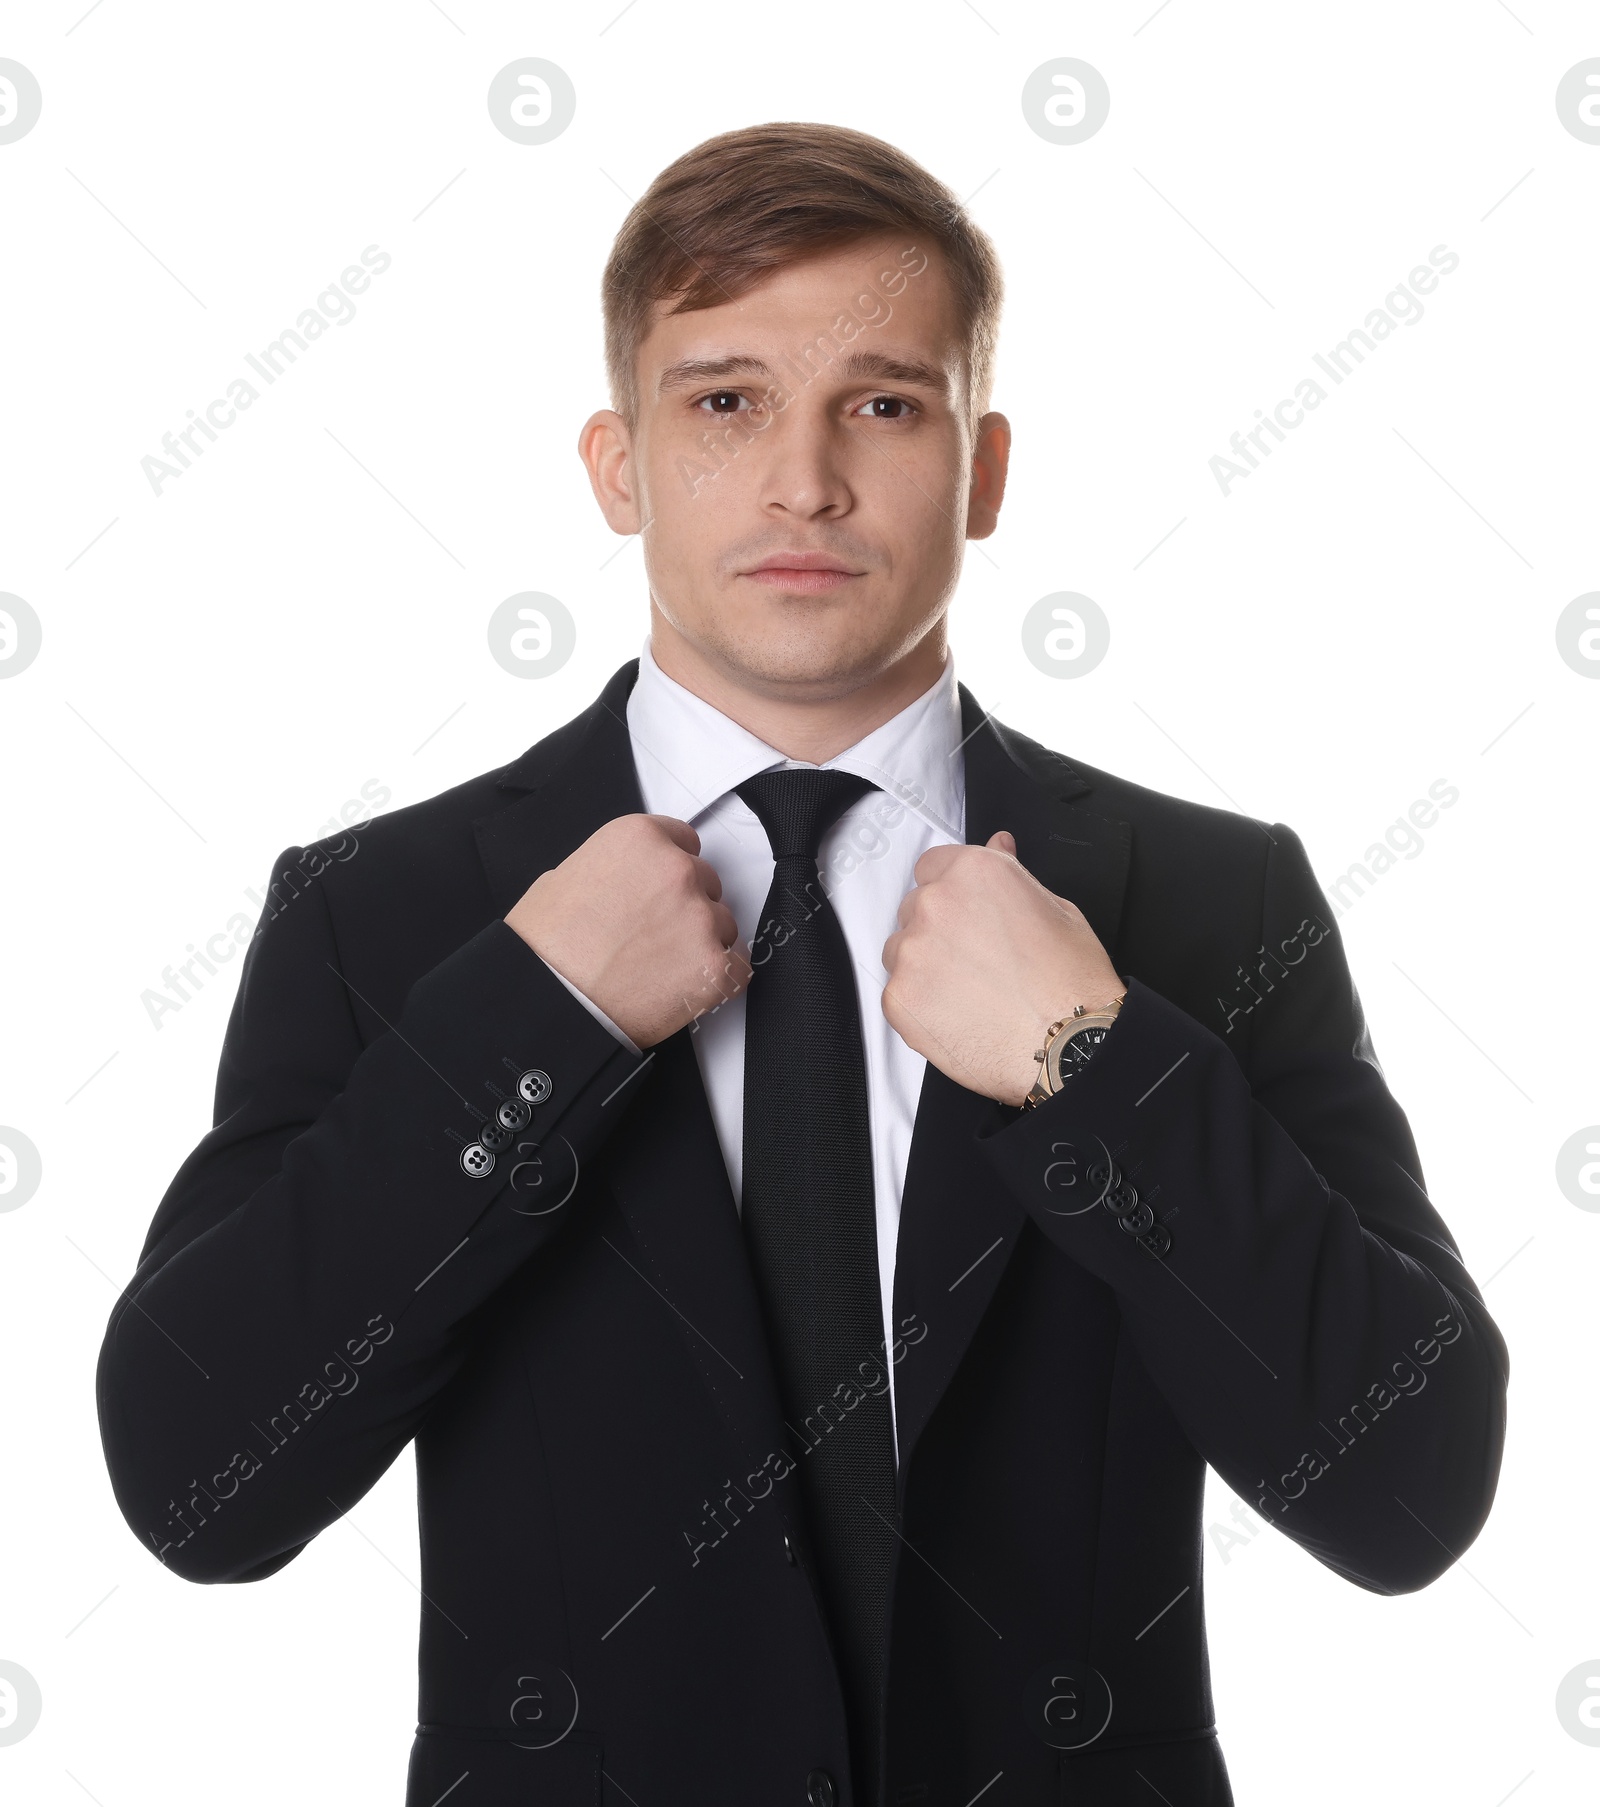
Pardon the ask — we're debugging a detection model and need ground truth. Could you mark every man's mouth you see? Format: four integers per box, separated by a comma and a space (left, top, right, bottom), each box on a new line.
742, 551, 866, 593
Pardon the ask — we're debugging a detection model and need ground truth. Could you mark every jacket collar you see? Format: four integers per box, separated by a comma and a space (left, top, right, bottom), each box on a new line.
478, 656, 1129, 928
472, 659, 1133, 1505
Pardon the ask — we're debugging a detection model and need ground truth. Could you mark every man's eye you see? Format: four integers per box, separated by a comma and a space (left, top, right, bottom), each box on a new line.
855, 395, 916, 420
696, 390, 747, 415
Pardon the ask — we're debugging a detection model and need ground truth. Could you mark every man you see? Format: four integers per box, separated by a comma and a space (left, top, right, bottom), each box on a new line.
97, 123, 1508, 1806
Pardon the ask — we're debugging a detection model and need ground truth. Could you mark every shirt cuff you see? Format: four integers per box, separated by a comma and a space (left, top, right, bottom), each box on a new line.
541, 959, 643, 1057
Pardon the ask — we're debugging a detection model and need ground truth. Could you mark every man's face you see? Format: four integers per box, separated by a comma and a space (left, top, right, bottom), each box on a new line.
580, 236, 1009, 702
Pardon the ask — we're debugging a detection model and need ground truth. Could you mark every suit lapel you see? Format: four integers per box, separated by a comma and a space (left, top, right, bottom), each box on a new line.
472, 660, 646, 918
889, 685, 1133, 1503
473, 661, 799, 1495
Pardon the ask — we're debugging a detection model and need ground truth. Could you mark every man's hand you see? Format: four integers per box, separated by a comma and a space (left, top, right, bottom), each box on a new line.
506, 814, 751, 1049
881, 830, 1124, 1106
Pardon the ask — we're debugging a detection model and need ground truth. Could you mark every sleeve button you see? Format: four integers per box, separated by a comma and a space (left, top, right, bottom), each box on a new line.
517, 1068, 553, 1106
496, 1096, 533, 1132
1102, 1180, 1139, 1217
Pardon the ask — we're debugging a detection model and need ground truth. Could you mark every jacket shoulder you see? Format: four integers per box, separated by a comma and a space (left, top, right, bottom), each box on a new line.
298, 687, 608, 882
998, 715, 1282, 859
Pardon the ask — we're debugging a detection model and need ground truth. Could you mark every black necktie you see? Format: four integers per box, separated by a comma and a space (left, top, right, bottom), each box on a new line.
736, 766, 899, 1804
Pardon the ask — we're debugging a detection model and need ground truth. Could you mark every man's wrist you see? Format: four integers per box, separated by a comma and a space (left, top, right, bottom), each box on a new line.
542, 959, 643, 1057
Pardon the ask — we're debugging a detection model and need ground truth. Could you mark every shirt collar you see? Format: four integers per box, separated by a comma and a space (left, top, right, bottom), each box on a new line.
626, 634, 964, 841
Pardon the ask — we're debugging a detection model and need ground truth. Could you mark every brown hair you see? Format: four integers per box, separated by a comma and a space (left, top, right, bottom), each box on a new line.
602, 122, 1003, 440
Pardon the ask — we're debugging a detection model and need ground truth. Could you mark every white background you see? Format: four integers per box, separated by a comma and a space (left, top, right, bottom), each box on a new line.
1, 1, 1596, 1802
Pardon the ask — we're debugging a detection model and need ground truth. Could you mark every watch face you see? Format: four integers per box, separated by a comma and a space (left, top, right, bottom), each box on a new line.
1049, 1023, 1112, 1086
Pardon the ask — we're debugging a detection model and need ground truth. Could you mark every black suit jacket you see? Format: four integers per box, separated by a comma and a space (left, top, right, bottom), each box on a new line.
97, 659, 1508, 1806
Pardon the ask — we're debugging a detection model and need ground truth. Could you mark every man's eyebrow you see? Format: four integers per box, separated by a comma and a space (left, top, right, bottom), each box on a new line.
655, 347, 952, 398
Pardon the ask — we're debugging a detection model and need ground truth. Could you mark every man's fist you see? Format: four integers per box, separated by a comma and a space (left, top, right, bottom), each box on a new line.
505, 814, 751, 1049
881, 830, 1124, 1106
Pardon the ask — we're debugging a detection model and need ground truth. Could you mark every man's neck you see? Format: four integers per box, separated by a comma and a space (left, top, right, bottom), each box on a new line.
646, 610, 949, 765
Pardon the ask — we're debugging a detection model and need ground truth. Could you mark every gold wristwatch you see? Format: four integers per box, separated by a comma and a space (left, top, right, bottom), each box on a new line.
1021, 991, 1127, 1109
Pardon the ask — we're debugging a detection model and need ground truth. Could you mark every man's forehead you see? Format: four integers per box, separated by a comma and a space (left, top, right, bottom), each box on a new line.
639, 245, 962, 398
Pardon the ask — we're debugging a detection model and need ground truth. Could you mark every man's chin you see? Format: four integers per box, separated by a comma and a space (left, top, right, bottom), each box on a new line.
703, 632, 894, 701
651, 590, 939, 704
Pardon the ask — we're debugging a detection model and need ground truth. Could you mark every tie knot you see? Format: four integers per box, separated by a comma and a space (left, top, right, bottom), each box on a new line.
735, 767, 878, 862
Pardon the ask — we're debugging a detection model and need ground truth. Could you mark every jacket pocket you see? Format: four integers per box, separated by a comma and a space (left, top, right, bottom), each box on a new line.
406, 1725, 603, 1806
1060, 1728, 1231, 1805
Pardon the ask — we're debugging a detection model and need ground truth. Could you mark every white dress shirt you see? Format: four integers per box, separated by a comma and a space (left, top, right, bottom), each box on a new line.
546, 636, 967, 1449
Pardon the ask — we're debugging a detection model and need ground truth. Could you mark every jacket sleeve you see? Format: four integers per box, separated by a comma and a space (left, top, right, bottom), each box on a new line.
979, 821, 1509, 1594
95, 843, 645, 1584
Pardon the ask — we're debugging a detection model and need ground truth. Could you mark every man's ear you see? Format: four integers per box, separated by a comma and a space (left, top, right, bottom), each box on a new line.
578, 408, 643, 534
965, 410, 1011, 540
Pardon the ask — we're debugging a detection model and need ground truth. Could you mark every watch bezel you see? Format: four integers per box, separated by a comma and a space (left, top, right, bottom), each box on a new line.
1040, 1008, 1121, 1094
